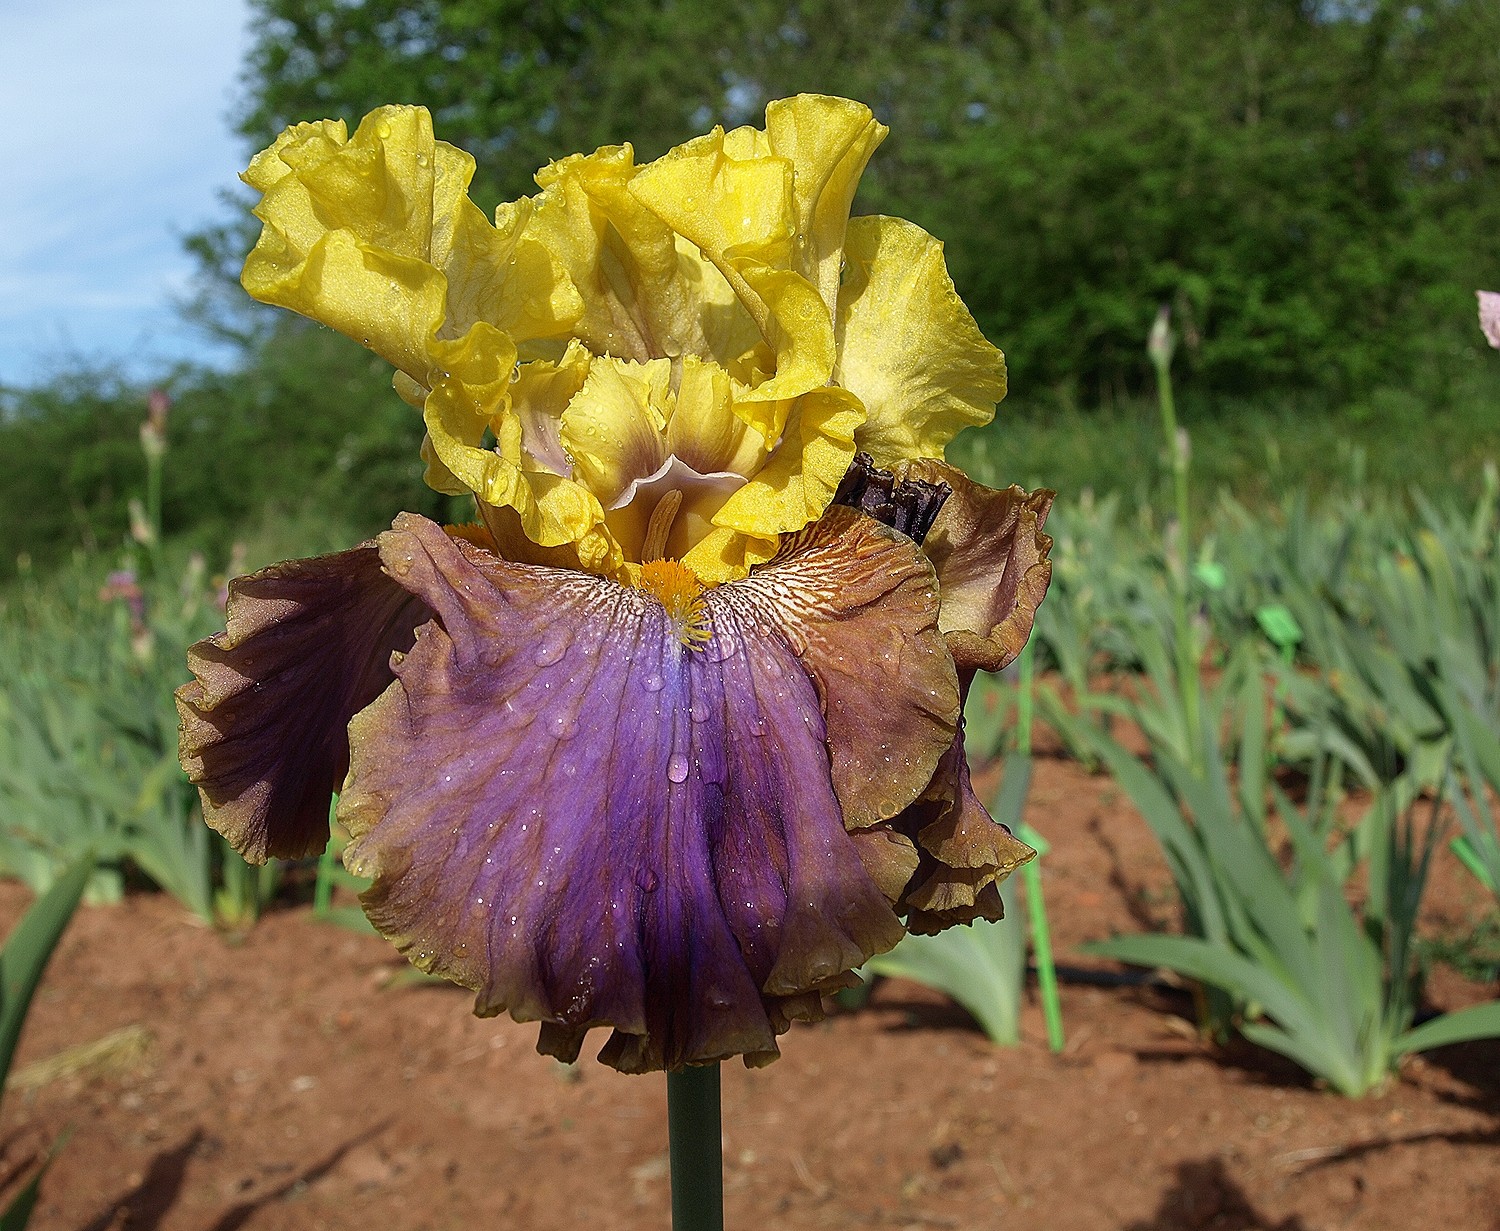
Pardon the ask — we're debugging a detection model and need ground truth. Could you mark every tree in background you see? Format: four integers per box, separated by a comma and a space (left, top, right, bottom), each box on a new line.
5, 0, 1499, 569
228, 0, 1500, 403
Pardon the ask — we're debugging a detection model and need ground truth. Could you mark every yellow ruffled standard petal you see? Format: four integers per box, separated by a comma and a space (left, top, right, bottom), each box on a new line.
558, 357, 671, 507
530, 147, 720, 364
696, 385, 865, 582
239, 97, 1005, 588
763, 95, 887, 318
834, 216, 1007, 466
628, 126, 835, 442
242, 105, 580, 387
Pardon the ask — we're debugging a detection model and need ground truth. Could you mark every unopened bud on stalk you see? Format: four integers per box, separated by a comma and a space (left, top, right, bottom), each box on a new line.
1148, 304, 1176, 371
129, 497, 154, 546
141, 389, 170, 459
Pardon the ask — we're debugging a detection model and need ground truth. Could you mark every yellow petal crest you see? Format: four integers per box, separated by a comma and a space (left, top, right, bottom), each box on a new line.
709, 386, 866, 538
421, 362, 620, 576
834, 216, 1007, 466
666, 356, 767, 479
559, 356, 672, 507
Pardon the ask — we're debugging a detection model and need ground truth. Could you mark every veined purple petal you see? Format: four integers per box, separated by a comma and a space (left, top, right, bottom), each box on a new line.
176, 544, 432, 862
735, 506, 960, 832
339, 514, 904, 1072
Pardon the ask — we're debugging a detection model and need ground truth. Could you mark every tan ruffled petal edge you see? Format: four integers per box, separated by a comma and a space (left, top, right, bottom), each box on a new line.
896, 460, 1054, 676
860, 721, 1034, 934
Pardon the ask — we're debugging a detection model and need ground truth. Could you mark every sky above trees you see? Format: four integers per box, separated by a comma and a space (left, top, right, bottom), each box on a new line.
0, 0, 250, 387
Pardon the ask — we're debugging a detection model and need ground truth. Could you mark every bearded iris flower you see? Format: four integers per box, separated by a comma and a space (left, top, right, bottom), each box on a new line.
177, 95, 1053, 1073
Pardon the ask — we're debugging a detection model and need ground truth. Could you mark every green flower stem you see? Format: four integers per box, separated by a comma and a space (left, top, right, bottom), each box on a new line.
1018, 835, 1064, 1053
667, 1063, 724, 1231
1152, 328, 1202, 772
1014, 641, 1064, 1052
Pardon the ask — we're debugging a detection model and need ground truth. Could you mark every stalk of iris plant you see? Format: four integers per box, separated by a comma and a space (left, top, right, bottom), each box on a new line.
177, 95, 1054, 1078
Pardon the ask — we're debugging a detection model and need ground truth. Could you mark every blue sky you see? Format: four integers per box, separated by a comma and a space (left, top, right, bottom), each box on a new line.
0, 0, 253, 388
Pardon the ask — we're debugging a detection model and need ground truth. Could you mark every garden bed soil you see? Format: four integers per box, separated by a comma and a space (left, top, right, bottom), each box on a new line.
4, 743, 1497, 1231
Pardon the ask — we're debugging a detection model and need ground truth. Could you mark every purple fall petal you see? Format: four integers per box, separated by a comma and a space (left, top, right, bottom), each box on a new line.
339, 514, 904, 1072
738, 507, 960, 832
176, 544, 432, 862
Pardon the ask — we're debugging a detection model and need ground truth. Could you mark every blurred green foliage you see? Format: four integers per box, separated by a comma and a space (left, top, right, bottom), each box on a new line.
0, 323, 470, 575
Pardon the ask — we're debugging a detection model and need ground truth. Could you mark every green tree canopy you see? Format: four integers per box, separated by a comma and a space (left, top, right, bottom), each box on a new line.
227, 0, 1500, 404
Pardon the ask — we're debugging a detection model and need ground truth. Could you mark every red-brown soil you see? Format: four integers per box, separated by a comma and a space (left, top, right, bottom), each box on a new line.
5, 747, 1497, 1231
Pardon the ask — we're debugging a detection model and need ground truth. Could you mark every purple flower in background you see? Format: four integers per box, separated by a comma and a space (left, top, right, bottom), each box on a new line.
177, 97, 1054, 1073
99, 569, 146, 628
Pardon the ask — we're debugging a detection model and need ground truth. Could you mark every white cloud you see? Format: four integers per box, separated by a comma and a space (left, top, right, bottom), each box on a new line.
0, 0, 252, 385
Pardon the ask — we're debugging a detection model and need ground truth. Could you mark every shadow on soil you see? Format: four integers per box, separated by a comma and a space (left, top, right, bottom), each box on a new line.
1419, 1037, 1500, 1115
80, 1122, 389, 1231
1122, 1157, 1308, 1230
1289, 1122, 1500, 1174
1088, 814, 1170, 934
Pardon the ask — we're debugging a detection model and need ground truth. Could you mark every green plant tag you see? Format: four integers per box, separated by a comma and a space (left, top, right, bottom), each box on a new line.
1192, 560, 1227, 592
1255, 603, 1304, 649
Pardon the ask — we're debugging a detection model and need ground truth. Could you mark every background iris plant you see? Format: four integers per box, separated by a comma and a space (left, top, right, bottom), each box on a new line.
177, 94, 1053, 1073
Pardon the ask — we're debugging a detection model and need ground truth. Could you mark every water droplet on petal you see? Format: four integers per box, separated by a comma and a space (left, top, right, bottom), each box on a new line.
667, 753, 690, 783
642, 671, 665, 693
636, 868, 659, 894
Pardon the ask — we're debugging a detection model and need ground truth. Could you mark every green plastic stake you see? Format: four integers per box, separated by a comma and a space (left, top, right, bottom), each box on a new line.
1255, 604, 1304, 651
1015, 641, 1064, 1053
667, 1064, 724, 1231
